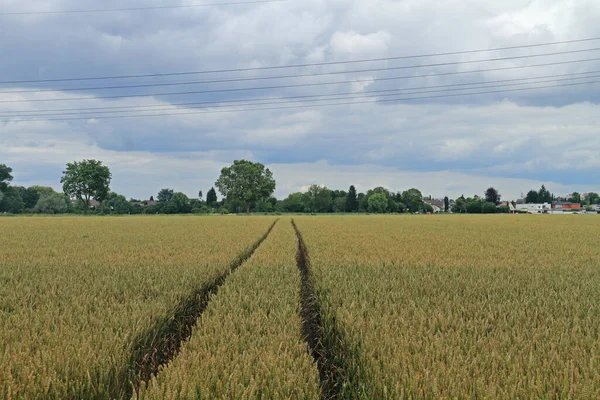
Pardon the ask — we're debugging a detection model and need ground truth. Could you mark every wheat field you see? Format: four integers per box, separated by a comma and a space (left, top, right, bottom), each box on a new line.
1, 214, 599, 399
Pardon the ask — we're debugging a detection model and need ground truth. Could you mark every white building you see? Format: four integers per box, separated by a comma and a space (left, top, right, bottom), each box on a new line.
515, 203, 552, 214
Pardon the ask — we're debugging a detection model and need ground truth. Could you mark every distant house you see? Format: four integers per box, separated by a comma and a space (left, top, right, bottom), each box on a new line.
515, 203, 552, 214
424, 199, 445, 213
552, 201, 582, 211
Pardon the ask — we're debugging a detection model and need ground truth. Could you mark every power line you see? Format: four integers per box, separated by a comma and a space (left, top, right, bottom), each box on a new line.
0, 0, 287, 15
1, 37, 600, 84
2, 57, 599, 104
4, 72, 600, 117
2, 48, 600, 95
2, 80, 597, 123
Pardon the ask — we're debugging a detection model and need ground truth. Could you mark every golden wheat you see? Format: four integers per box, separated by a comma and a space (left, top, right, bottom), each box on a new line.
138, 217, 321, 399
294, 214, 600, 399
0, 216, 276, 399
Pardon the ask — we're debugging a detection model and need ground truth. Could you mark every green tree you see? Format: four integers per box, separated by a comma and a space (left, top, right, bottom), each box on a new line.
198, 190, 203, 200
452, 197, 467, 213
538, 185, 552, 203
466, 198, 484, 214
206, 187, 218, 206
0, 164, 13, 193
215, 160, 276, 213
303, 184, 332, 213
482, 202, 497, 214
402, 188, 423, 212
484, 187, 501, 205
60, 160, 111, 215
106, 192, 131, 214
586, 192, 600, 205
157, 188, 174, 202
345, 185, 359, 212
21, 186, 56, 210
281, 192, 305, 212
34, 192, 69, 214
367, 192, 388, 213
569, 192, 581, 204
0, 187, 25, 214
525, 190, 539, 204
333, 197, 346, 213
444, 196, 450, 212
171, 192, 191, 213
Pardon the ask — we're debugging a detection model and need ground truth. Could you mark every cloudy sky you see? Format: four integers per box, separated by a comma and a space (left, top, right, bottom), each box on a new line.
1, 0, 599, 200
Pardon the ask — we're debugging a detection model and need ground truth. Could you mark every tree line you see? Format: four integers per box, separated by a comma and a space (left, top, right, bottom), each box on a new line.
1, 161, 598, 215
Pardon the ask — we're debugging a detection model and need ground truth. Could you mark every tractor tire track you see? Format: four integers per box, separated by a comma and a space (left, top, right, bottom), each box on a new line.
292, 219, 376, 400
112, 218, 279, 399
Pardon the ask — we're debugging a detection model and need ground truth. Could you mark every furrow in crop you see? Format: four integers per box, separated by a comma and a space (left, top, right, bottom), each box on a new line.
292, 219, 375, 400
115, 218, 279, 399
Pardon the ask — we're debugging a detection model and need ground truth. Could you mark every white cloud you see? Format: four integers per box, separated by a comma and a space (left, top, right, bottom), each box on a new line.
329, 31, 392, 56
1, 0, 600, 195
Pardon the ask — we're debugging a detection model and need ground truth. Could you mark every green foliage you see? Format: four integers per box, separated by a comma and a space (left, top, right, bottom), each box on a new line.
157, 188, 174, 202
402, 188, 423, 212
367, 193, 388, 213
333, 197, 346, 213
21, 186, 56, 210
586, 192, 600, 205
525, 190, 539, 203
106, 192, 131, 214
423, 203, 434, 213
61, 160, 111, 214
0, 186, 25, 214
206, 187, 218, 206
444, 196, 450, 212
0, 164, 13, 192
569, 192, 581, 204
34, 193, 69, 214
452, 197, 467, 213
215, 160, 276, 213
345, 185, 359, 212
302, 185, 332, 213
281, 192, 305, 212
172, 192, 191, 214
484, 187, 501, 205
482, 202, 497, 214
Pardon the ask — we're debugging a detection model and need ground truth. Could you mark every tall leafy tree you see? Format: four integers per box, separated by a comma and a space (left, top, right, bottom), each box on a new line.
206, 187, 218, 206
525, 190, 539, 204
569, 192, 581, 204
484, 187, 501, 205
367, 193, 388, 213
444, 196, 450, 212
402, 188, 423, 212
302, 184, 332, 213
586, 192, 600, 205
346, 185, 358, 212
61, 160, 111, 214
215, 160, 276, 213
0, 187, 25, 214
0, 164, 13, 193
34, 192, 69, 214
157, 188, 174, 202
538, 185, 552, 203
171, 192, 191, 213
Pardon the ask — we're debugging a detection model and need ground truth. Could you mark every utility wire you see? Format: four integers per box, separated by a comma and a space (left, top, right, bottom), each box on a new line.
2, 48, 600, 95
1, 37, 599, 84
0, 0, 287, 15
2, 57, 599, 104
4, 72, 600, 118
2, 80, 597, 122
